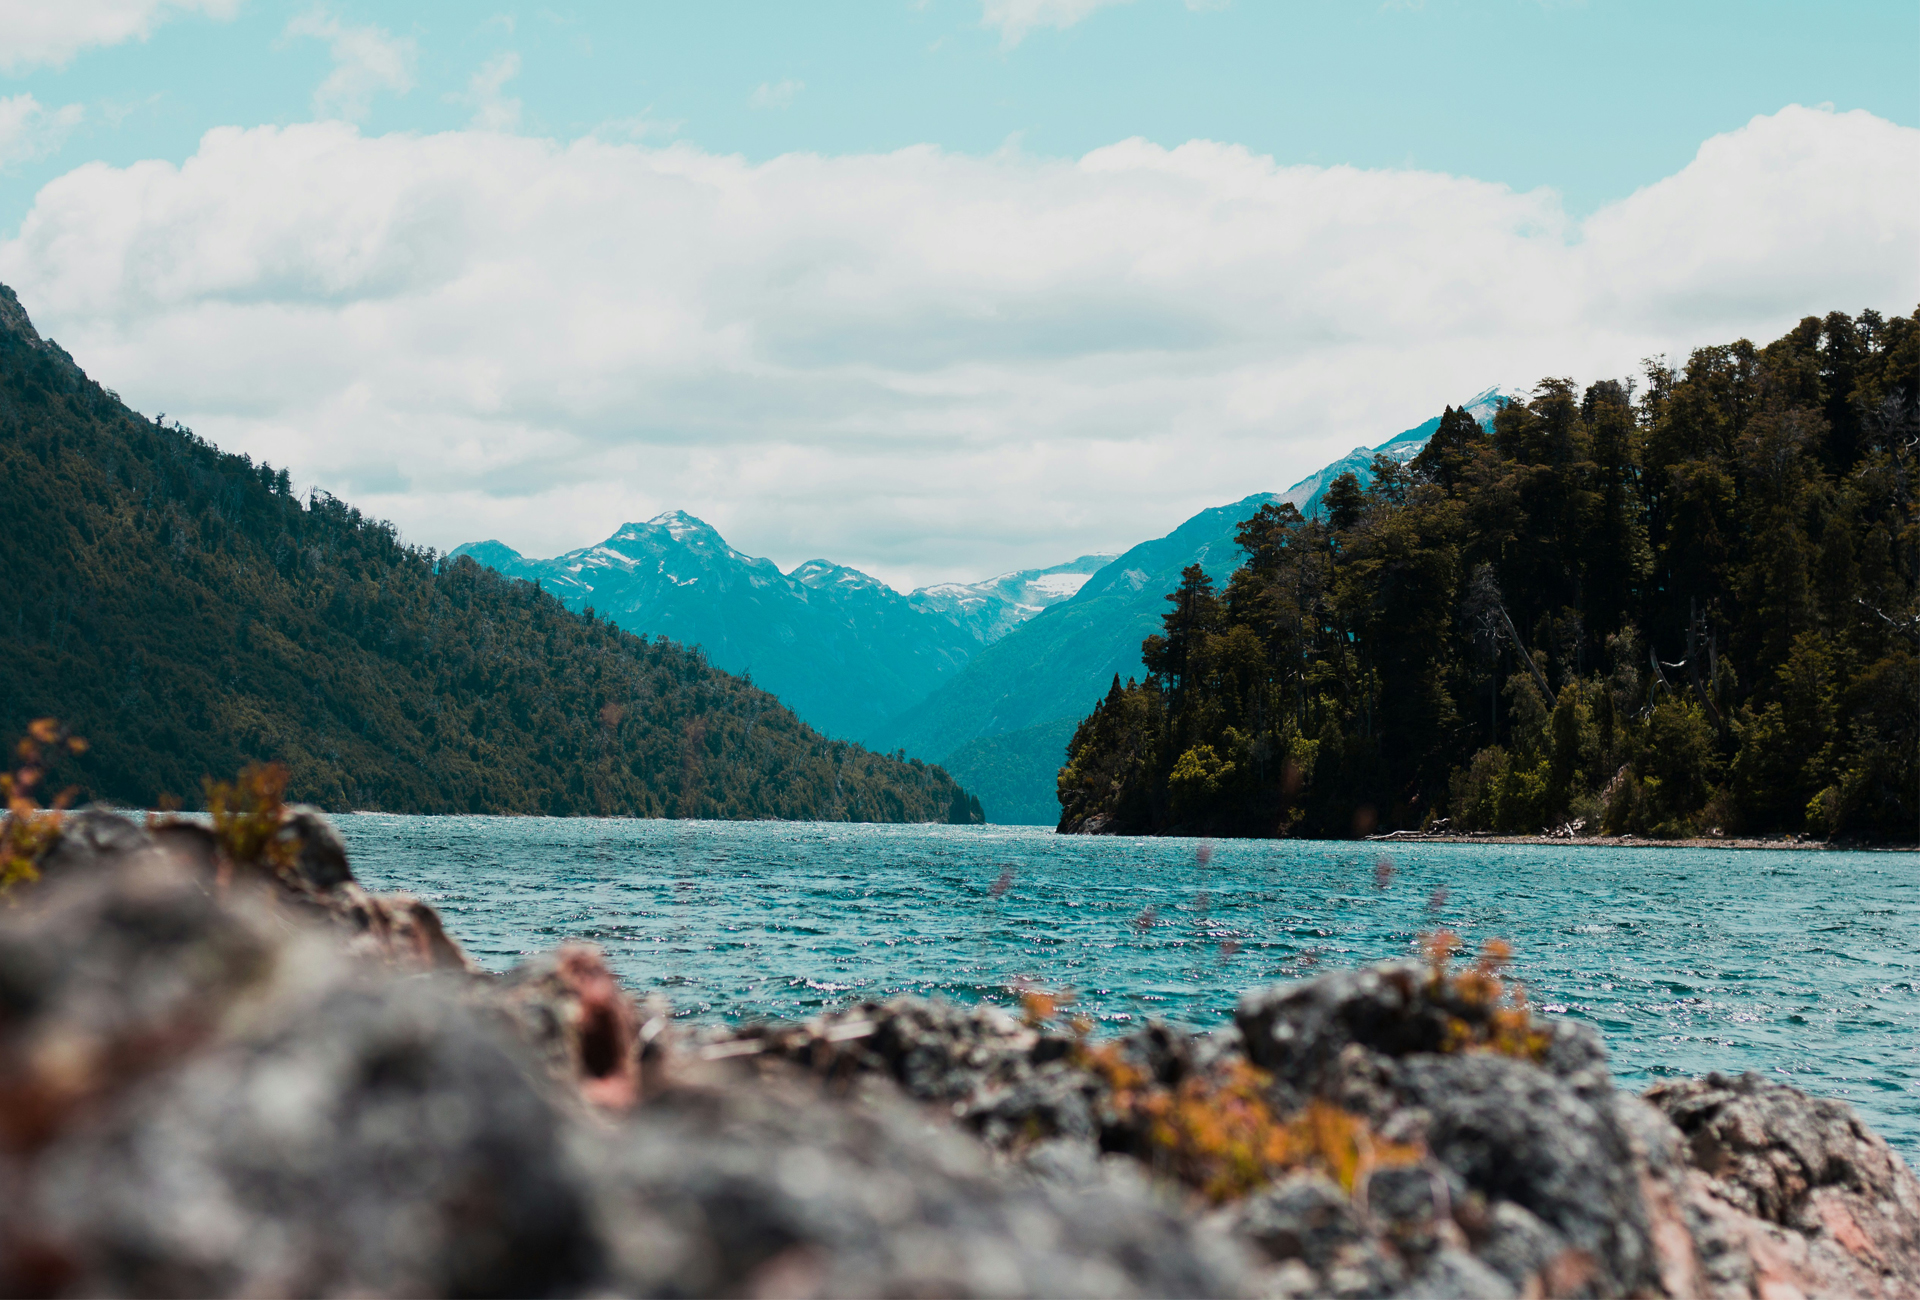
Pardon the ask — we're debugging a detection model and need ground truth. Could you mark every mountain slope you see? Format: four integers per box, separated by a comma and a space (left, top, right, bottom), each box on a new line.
1276, 387, 1512, 519
891, 393, 1509, 823
0, 283, 979, 822
937, 716, 1083, 828
455, 513, 974, 743
453, 523, 1110, 742
869, 494, 1276, 820
910, 554, 1117, 645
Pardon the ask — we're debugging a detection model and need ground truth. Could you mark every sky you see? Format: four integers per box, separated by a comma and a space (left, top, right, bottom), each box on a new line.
0, 1, 1915, 589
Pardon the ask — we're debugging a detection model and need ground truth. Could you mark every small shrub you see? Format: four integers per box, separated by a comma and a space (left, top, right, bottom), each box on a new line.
1447, 746, 1509, 831
1420, 931, 1550, 1063
1168, 744, 1235, 821
202, 761, 299, 881
1698, 785, 1739, 838
1080, 1046, 1421, 1203
1493, 757, 1552, 833
1642, 700, 1721, 833
1806, 784, 1845, 840
0, 719, 86, 899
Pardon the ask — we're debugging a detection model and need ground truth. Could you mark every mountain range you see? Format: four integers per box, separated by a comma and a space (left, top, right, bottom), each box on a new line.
458, 389, 1513, 822
451, 524, 1111, 742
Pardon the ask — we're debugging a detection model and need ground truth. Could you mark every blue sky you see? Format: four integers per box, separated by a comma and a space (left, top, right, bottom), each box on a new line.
1, 1, 1915, 584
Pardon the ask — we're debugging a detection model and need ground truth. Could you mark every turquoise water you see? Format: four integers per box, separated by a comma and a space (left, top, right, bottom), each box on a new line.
339, 816, 1919, 1155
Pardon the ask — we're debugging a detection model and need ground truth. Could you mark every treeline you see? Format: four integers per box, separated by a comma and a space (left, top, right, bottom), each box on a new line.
0, 285, 982, 822
1058, 309, 1917, 842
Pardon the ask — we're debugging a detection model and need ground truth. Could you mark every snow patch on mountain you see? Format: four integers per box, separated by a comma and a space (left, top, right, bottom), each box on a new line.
909, 553, 1117, 645
788, 558, 893, 595
1028, 572, 1093, 600
650, 509, 713, 545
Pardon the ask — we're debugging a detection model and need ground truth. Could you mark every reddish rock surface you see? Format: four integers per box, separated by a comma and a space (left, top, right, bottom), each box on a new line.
1642, 1071, 1920, 1299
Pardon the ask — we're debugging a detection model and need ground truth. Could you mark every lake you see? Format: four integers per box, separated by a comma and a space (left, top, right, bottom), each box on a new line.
339, 816, 1919, 1155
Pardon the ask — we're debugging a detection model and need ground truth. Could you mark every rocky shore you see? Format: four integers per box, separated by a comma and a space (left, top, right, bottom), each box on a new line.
1366, 830, 1905, 852
2, 807, 1916, 1297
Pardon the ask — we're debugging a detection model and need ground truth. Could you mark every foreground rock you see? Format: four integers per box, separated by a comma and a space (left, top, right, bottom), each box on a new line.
1641, 1072, 1920, 1298
1, 809, 1915, 1297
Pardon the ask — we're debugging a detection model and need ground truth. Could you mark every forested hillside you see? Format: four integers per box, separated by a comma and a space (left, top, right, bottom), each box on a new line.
882, 394, 1506, 825
1058, 310, 1917, 842
0, 285, 982, 822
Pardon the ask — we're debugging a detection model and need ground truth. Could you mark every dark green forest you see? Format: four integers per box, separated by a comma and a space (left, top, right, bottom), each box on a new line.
1058, 309, 1918, 843
0, 285, 981, 822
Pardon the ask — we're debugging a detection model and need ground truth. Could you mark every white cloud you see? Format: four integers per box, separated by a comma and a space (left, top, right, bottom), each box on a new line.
748, 79, 804, 111
284, 8, 415, 123
0, 105, 1913, 589
981, 0, 1135, 47
453, 52, 522, 131
0, 94, 84, 168
0, 0, 241, 72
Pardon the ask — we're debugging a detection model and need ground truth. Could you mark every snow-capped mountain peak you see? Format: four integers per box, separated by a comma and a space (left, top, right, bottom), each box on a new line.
1461, 385, 1513, 423
645, 509, 719, 545
788, 558, 894, 595
906, 553, 1117, 645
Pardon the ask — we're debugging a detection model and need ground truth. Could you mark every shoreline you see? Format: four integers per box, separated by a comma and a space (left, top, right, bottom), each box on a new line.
121, 807, 1917, 850
1366, 830, 1916, 851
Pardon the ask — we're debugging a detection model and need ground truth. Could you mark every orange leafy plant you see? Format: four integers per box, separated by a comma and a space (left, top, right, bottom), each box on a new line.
1422, 930, 1550, 1062
1081, 1045, 1422, 1204
203, 761, 299, 880
0, 719, 88, 898
1019, 985, 1088, 1031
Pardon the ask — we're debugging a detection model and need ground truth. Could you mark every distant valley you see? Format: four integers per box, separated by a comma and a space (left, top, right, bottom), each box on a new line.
457, 389, 1511, 823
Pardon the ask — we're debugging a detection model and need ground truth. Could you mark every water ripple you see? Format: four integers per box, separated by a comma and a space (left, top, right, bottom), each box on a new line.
338, 816, 1920, 1157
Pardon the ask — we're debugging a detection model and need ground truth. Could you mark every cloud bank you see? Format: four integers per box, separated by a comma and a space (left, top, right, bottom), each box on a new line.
0, 0, 241, 73
1, 105, 1913, 587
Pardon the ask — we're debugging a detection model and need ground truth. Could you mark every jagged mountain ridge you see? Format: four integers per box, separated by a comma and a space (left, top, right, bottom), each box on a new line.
452, 519, 1110, 743
910, 555, 1118, 645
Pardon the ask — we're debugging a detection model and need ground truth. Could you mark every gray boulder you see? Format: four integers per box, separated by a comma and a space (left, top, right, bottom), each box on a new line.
32, 977, 604, 1298
0, 831, 1262, 1298
1396, 1052, 1657, 1295
588, 1067, 1255, 1297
